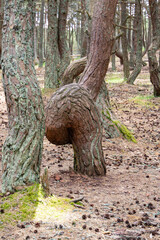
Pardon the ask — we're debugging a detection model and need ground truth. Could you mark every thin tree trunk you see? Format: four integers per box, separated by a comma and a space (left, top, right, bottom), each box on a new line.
148, 0, 160, 96
130, 2, 138, 68
0, 0, 3, 68
127, 0, 143, 84
2, 0, 45, 193
121, 0, 130, 80
80, 0, 86, 57
38, 0, 45, 67
45, 0, 60, 88
58, 0, 70, 79
45, 0, 70, 88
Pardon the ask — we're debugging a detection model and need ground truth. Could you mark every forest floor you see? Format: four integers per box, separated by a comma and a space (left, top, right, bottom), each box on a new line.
0, 67, 160, 240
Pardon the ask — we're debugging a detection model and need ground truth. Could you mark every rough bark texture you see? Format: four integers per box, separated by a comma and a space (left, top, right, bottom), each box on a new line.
61, 57, 120, 139
121, 0, 130, 80
127, 0, 143, 84
45, 0, 60, 88
38, 0, 45, 68
45, 0, 118, 176
58, 0, 70, 80
61, 57, 87, 86
148, 0, 160, 96
79, 0, 117, 100
45, 0, 70, 88
45, 84, 106, 176
130, 1, 138, 68
0, 0, 3, 68
96, 81, 120, 139
2, 0, 45, 193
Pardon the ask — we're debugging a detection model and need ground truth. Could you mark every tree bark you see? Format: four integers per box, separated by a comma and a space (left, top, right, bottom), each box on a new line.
45, 0, 118, 176
45, 0, 60, 88
2, 0, 45, 193
148, 0, 160, 96
127, 0, 143, 84
61, 56, 120, 139
58, 0, 70, 79
45, 0, 70, 88
61, 57, 87, 86
45, 84, 106, 176
121, 0, 130, 80
79, 0, 117, 101
38, 0, 45, 68
0, 0, 3, 68
115, 48, 124, 65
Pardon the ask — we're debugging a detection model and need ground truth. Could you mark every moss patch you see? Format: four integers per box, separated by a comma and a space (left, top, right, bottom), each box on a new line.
0, 184, 73, 228
112, 120, 137, 143
102, 110, 137, 143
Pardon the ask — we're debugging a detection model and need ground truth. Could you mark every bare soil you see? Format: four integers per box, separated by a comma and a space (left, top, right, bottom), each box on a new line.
0, 68, 160, 240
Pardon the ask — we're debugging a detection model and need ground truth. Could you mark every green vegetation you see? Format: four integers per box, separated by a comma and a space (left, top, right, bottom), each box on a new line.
112, 120, 137, 143
105, 73, 124, 84
130, 95, 155, 107
0, 184, 74, 228
103, 110, 137, 143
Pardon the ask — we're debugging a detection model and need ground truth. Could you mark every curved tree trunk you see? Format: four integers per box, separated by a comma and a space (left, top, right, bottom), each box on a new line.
115, 49, 123, 65
79, 0, 117, 101
61, 57, 87, 86
61, 57, 120, 138
45, 84, 106, 176
2, 0, 45, 193
45, 0, 118, 176
148, 0, 160, 96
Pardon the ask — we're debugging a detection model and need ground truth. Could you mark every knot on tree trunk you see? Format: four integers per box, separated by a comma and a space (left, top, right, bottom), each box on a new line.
45, 83, 106, 176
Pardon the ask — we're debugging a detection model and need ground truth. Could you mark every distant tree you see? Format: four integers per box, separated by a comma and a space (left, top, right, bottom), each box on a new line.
45, 0, 70, 88
127, 0, 143, 84
0, 0, 3, 68
148, 0, 160, 96
2, 0, 45, 193
121, 0, 130, 80
38, 0, 45, 67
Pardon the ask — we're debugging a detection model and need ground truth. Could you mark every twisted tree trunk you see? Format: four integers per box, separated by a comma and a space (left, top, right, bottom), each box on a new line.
45, 84, 106, 175
61, 57, 120, 139
2, 0, 45, 193
45, 0, 117, 176
61, 57, 87, 86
